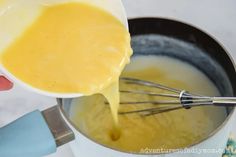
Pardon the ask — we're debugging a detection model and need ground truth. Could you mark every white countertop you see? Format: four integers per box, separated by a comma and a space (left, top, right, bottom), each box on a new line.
0, 0, 236, 157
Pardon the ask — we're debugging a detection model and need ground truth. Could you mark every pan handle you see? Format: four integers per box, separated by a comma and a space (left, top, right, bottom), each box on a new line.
0, 110, 56, 157
0, 106, 74, 157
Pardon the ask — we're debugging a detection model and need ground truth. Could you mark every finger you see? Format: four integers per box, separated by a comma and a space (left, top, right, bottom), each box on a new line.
0, 76, 13, 90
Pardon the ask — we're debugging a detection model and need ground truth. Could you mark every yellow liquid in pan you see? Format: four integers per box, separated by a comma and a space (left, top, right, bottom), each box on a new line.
0, 3, 132, 126
71, 56, 227, 152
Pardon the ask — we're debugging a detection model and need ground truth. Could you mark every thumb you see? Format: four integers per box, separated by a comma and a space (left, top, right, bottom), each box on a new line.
0, 76, 13, 91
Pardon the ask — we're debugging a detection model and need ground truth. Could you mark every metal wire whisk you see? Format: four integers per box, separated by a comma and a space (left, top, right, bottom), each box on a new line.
118, 77, 236, 116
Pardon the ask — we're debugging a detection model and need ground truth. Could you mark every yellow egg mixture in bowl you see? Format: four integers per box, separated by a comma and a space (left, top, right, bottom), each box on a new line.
0, 0, 131, 98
